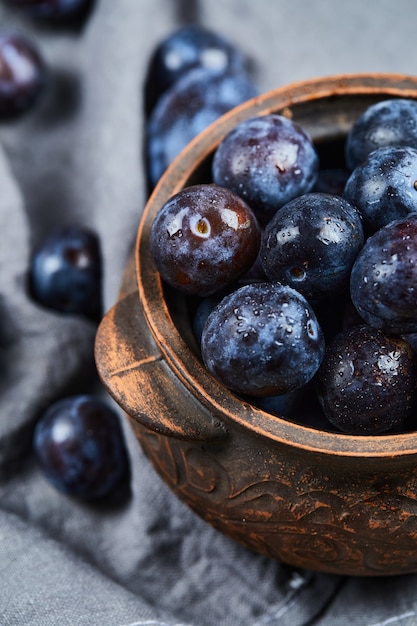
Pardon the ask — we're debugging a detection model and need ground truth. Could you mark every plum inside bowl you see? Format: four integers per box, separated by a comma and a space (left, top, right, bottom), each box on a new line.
96, 73, 417, 576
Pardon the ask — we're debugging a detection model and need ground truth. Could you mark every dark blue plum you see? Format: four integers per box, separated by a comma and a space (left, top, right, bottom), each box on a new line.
33, 395, 128, 499
212, 114, 319, 224
29, 225, 102, 322
343, 145, 417, 236
144, 24, 251, 117
345, 98, 417, 170
0, 31, 46, 118
201, 282, 325, 397
260, 192, 364, 304
146, 67, 258, 190
316, 325, 417, 435
1, 0, 94, 22
350, 216, 417, 334
150, 184, 260, 297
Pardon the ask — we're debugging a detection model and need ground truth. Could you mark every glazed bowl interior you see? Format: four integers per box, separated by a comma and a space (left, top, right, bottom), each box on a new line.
136, 73, 417, 460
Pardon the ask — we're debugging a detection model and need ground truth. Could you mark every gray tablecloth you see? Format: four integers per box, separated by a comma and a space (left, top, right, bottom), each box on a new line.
1, 1, 417, 624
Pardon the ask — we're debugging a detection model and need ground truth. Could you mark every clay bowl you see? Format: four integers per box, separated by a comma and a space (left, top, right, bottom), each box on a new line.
95, 73, 417, 577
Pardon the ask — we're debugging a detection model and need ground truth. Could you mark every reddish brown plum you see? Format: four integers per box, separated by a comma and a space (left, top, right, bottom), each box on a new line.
150, 184, 261, 297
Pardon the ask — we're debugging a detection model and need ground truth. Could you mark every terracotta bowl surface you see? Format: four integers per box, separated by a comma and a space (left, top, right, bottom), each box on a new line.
96, 74, 417, 576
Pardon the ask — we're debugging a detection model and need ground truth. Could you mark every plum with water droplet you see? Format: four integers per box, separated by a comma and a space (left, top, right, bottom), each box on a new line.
343, 145, 417, 236
201, 281, 325, 397
260, 192, 364, 304
350, 215, 417, 334
212, 113, 319, 224
316, 325, 417, 434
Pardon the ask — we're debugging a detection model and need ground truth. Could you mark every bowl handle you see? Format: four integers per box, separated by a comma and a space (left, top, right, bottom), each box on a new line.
95, 291, 228, 442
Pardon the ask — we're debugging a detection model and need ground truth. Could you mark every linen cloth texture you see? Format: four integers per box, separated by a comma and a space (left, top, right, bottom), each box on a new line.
1, 1, 417, 624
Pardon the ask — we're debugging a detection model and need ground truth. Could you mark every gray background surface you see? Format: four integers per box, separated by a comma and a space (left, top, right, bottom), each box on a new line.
1, 1, 417, 624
